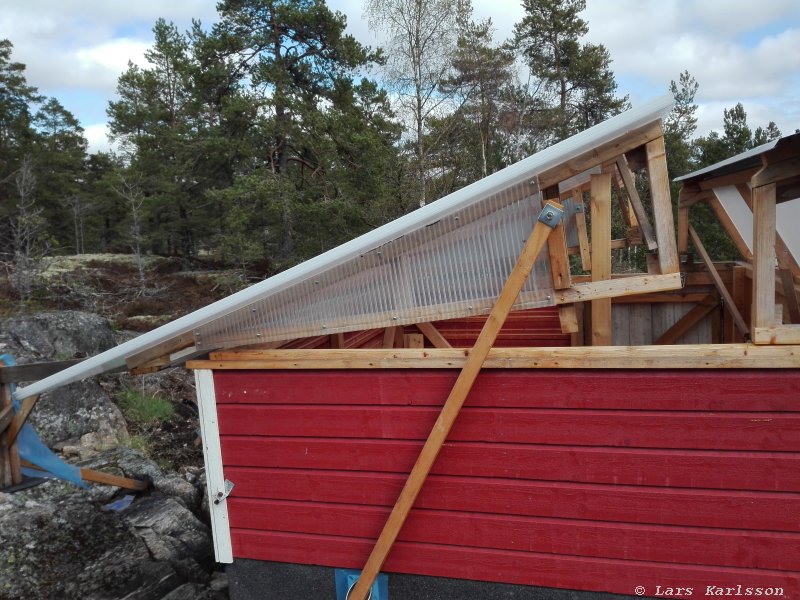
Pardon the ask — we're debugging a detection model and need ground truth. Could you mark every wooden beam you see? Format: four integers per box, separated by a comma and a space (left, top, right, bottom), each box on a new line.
590, 173, 612, 346
677, 205, 689, 255
645, 137, 680, 274
696, 167, 760, 192
330, 333, 345, 349
779, 269, 800, 324
536, 121, 664, 190
5, 395, 39, 446
188, 344, 800, 371
558, 305, 580, 334
126, 333, 194, 370
347, 203, 560, 600
403, 333, 424, 349
416, 322, 452, 349
574, 197, 592, 271
752, 156, 800, 189
753, 325, 800, 345
21, 460, 148, 491
615, 155, 658, 250
382, 327, 398, 349
0, 404, 13, 436
751, 183, 777, 338
550, 272, 683, 304
688, 225, 750, 341
547, 219, 571, 289
654, 297, 717, 345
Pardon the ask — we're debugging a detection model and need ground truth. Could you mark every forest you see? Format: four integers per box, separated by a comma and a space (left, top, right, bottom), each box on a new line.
0, 0, 784, 300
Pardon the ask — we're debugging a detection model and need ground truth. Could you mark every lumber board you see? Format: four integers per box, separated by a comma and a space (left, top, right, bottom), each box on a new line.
547, 220, 571, 289
574, 197, 592, 270
696, 167, 760, 192
645, 137, 679, 273
751, 183, 777, 335
752, 155, 800, 189
615, 155, 657, 249
21, 459, 148, 490
557, 305, 579, 334
689, 226, 750, 341
552, 272, 683, 304
753, 325, 800, 345
347, 203, 560, 600
677, 206, 688, 254
5, 395, 39, 446
416, 322, 452, 348
125, 332, 194, 370
536, 121, 664, 190
228, 498, 800, 571
403, 333, 424, 349
0, 404, 13, 435
188, 343, 800, 370
590, 173, 612, 345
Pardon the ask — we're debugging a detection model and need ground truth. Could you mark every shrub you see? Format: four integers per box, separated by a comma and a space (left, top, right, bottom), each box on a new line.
116, 388, 174, 427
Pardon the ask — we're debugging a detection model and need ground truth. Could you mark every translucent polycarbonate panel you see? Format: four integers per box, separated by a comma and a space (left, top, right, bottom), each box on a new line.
192, 183, 554, 348
777, 198, 800, 266
714, 186, 753, 252
14, 96, 674, 402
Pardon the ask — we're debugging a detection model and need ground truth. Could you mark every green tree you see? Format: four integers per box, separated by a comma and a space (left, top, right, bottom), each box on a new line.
513, 0, 627, 141
364, 0, 469, 207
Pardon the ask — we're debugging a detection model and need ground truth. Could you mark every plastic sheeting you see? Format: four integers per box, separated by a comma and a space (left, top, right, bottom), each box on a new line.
1, 354, 84, 487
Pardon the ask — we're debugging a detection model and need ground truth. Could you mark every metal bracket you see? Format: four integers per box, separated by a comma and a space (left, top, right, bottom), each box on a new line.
537, 203, 565, 228
213, 479, 234, 505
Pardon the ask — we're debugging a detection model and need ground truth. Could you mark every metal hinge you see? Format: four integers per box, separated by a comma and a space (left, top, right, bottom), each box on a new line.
213, 479, 234, 505
537, 203, 565, 227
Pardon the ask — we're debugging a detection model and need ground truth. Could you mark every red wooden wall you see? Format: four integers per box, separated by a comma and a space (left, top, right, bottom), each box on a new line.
213, 369, 800, 598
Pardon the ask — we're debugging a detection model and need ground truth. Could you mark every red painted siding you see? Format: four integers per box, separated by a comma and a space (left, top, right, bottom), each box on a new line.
214, 369, 800, 597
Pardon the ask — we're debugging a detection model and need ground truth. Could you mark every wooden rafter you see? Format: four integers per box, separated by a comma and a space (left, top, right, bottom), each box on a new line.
416, 322, 452, 349
616, 155, 658, 250
688, 226, 750, 341
645, 137, 679, 274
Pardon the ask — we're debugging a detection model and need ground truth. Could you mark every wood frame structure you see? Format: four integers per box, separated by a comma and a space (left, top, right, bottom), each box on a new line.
677, 133, 800, 345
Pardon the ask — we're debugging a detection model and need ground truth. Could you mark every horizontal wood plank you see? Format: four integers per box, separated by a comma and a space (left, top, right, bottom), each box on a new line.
217, 405, 800, 451
212, 369, 800, 411
224, 467, 800, 532
220, 437, 800, 492
189, 343, 800, 370
228, 498, 800, 571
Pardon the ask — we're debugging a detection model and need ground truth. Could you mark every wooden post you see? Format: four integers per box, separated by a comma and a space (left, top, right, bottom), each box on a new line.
0, 383, 21, 486
751, 183, 777, 337
346, 202, 562, 600
590, 173, 612, 345
616, 155, 658, 250
645, 137, 679, 273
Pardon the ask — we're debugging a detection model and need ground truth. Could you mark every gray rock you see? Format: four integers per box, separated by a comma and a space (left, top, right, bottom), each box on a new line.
81, 447, 200, 510
0, 310, 116, 363
29, 380, 129, 450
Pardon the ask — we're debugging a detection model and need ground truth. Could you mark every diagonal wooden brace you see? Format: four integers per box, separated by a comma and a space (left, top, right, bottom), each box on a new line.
346, 201, 564, 600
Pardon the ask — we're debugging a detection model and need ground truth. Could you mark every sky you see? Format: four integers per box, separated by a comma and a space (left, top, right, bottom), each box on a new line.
1, 0, 798, 154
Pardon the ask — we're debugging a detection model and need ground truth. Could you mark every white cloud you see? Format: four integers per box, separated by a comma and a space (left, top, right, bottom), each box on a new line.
83, 123, 113, 155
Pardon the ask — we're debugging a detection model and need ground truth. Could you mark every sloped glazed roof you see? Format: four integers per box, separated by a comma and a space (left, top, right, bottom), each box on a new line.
15, 95, 673, 401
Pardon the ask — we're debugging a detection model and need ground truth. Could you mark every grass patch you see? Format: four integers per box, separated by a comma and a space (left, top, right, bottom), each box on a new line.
116, 388, 174, 427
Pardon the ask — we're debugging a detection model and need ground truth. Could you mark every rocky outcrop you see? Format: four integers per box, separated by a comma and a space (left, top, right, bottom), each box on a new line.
0, 448, 225, 600
0, 310, 116, 361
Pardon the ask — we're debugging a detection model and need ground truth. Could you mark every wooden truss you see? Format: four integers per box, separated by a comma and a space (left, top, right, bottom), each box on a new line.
677, 133, 800, 344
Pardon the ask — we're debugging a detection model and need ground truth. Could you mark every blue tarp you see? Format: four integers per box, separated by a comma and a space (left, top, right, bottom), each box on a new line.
1, 354, 85, 487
